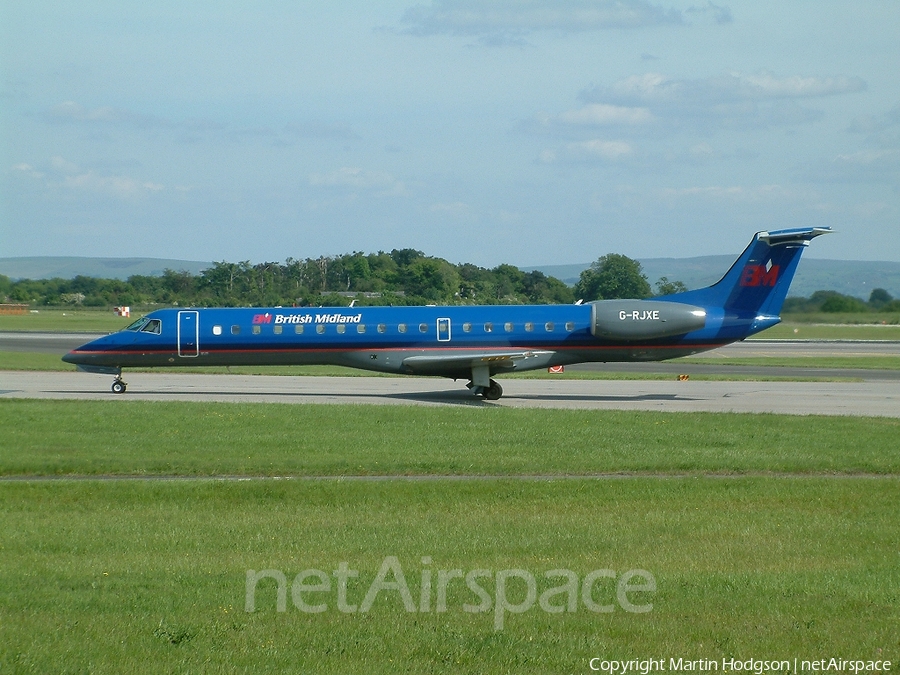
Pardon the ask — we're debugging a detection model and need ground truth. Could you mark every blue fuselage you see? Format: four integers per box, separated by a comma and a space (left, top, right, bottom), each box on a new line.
64, 303, 734, 379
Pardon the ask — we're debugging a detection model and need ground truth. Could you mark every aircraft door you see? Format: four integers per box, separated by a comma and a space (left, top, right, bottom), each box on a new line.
437, 317, 451, 342
178, 310, 200, 357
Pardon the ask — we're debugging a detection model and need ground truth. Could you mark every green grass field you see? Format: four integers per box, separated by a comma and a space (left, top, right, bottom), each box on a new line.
2, 400, 899, 477
2, 478, 897, 673
752, 322, 900, 340
682, 354, 900, 370
0, 307, 136, 332
1, 399, 899, 672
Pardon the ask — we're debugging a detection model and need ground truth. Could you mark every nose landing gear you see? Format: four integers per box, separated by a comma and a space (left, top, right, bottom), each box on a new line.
111, 377, 127, 394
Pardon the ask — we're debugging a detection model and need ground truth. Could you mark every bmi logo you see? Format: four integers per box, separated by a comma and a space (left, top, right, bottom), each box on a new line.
252, 313, 273, 324
739, 260, 779, 287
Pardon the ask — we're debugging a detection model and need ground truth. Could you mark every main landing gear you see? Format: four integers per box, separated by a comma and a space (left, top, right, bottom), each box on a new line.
468, 379, 503, 401
111, 377, 127, 394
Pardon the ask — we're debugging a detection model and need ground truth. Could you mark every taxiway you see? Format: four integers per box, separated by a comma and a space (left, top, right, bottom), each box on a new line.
2, 371, 899, 417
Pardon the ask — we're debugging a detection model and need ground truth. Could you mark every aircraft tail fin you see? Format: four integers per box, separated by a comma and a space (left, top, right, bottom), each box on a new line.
661, 227, 832, 318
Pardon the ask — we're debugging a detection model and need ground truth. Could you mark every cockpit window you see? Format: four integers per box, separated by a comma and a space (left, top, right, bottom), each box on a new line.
124, 317, 149, 331
140, 319, 162, 334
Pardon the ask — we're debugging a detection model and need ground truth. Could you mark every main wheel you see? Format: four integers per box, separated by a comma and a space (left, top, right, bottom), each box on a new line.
111, 380, 127, 394
482, 379, 503, 401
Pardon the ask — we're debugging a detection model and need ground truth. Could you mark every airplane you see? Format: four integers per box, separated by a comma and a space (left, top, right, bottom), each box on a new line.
63, 226, 831, 399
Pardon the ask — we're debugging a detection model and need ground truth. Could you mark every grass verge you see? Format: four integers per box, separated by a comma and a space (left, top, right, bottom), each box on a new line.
755, 321, 900, 339
2, 399, 899, 477
682, 355, 900, 370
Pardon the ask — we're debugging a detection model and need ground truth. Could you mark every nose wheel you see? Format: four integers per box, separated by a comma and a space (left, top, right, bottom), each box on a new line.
111, 378, 127, 394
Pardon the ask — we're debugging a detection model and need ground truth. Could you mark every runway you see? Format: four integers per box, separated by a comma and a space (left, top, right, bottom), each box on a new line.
3, 371, 899, 418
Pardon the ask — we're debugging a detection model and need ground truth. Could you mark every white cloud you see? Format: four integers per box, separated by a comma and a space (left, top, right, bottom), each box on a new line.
659, 184, 812, 202
734, 73, 866, 99
15, 156, 165, 199
542, 139, 634, 163
11, 163, 44, 179
47, 100, 168, 129
400, 0, 683, 37
50, 156, 81, 173
557, 103, 653, 126
63, 172, 163, 198
684, 2, 732, 25
834, 149, 900, 167
45, 100, 356, 146
578, 71, 864, 131
430, 201, 470, 214
575, 139, 633, 159
590, 71, 865, 106
309, 167, 406, 196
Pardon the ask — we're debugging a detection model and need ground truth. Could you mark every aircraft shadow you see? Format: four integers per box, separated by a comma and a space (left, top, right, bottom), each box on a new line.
49, 390, 696, 406
51, 388, 491, 406
511, 393, 691, 403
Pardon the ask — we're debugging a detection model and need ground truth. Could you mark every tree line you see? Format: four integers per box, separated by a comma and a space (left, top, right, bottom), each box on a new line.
783, 288, 900, 313
0, 249, 579, 308
1, 248, 897, 313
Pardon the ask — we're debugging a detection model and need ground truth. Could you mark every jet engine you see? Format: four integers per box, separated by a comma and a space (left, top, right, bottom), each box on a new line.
590, 299, 707, 340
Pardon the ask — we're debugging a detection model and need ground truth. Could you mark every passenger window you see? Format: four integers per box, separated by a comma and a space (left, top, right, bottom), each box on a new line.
357, 324, 366, 333
504, 322, 513, 332
295, 325, 304, 334
545, 322, 554, 332
252, 325, 261, 335
377, 323, 386, 333
484, 322, 493, 333
565, 321, 575, 331
274, 325, 283, 335
231, 325, 241, 335
524, 322, 534, 332
337, 324, 346, 334
419, 323, 428, 333
140, 319, 162, 334
212, 325, 223, 336
316, 325, 325, 334
398, 323, 407, 333
462, 322, 472, 332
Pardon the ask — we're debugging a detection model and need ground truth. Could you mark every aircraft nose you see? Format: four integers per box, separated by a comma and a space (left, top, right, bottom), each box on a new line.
62, 349, 84, 365
61, 337, 102, 365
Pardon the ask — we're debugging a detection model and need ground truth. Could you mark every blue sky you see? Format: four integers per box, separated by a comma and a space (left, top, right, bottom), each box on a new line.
2, 1, 898, 267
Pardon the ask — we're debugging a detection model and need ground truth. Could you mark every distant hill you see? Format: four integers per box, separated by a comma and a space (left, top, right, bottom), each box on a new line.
529, 257, 900, 300
0, 257, 212, 281
3, 255, 899, 301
